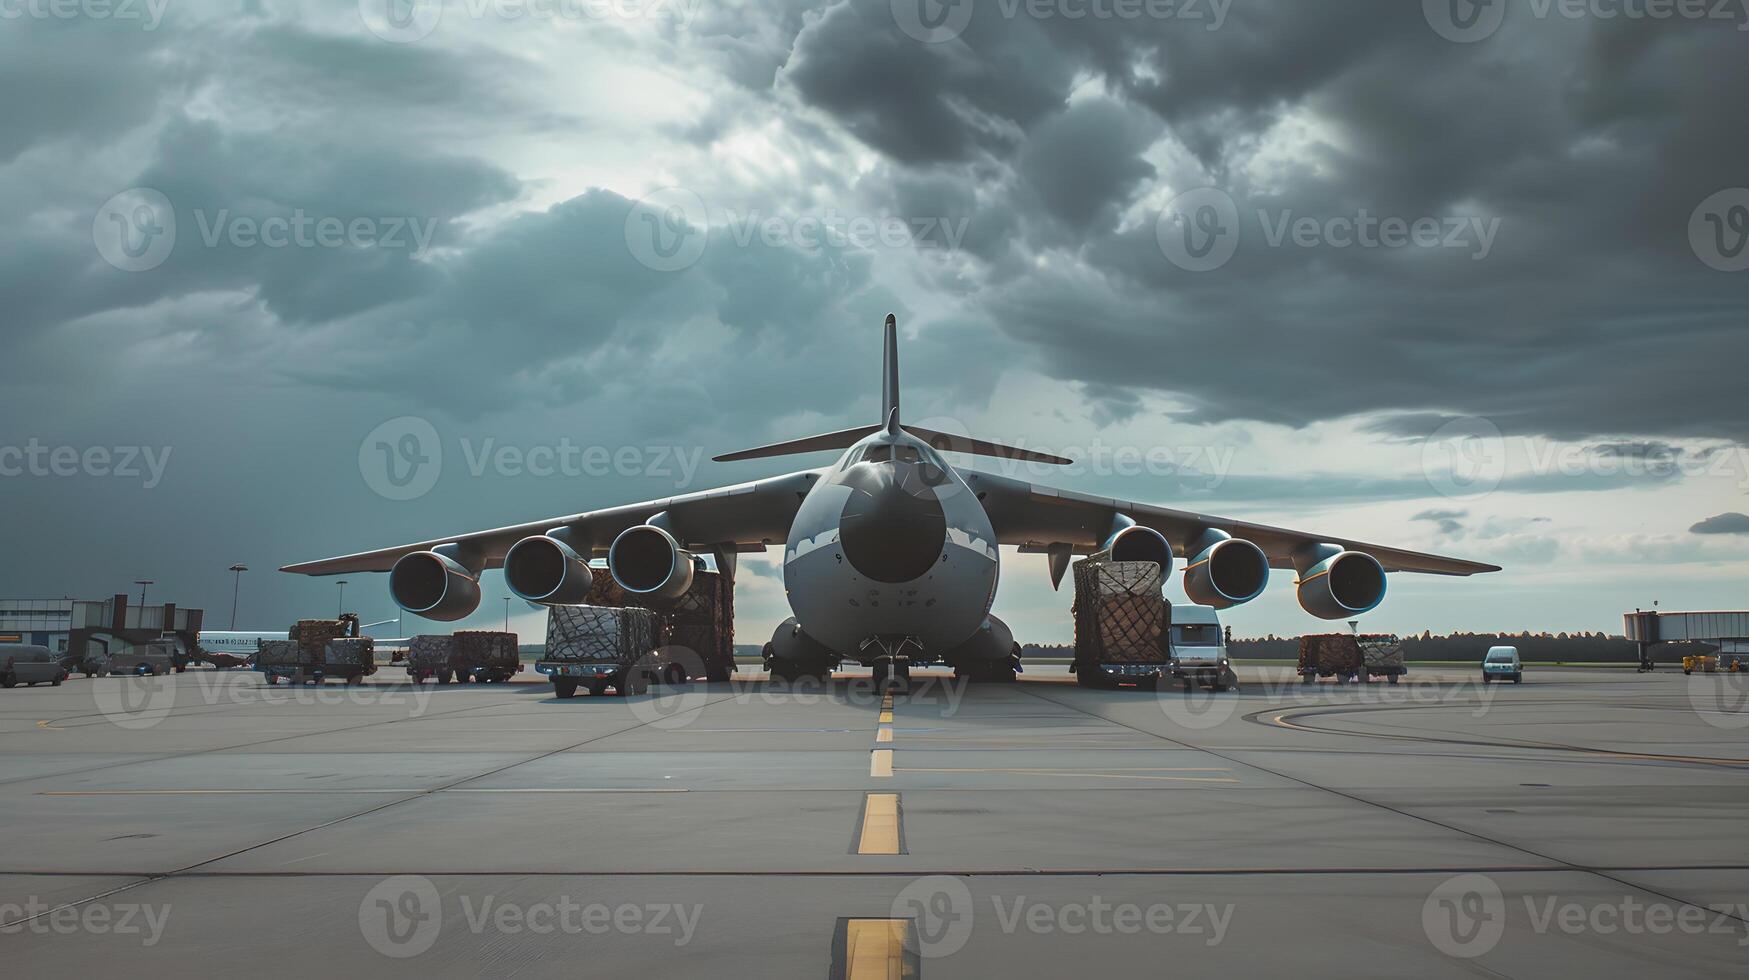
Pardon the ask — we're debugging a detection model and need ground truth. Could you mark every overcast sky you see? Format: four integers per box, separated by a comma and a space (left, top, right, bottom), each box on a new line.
2, 0, 1746, 643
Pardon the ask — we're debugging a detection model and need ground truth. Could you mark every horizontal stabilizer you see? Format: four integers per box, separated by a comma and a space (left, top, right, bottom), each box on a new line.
902, 425, 1073, 465
712, 424, 1073, 465
712, 425, 882, 463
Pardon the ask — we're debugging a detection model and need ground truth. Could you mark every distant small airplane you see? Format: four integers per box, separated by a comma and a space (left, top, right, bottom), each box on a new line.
286, 315, 1497, 686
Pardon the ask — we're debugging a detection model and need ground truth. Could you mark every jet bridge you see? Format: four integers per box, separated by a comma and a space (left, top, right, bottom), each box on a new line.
1625, 610, 1749, 666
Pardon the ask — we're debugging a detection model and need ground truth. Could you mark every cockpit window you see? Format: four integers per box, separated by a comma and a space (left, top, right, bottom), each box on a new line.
862, 445, 893, 463
895, 446, 920, 463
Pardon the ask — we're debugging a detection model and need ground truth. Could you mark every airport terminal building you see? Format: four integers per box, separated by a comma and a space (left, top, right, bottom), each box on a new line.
2, 596, 205, 659
0, 599, 75, 653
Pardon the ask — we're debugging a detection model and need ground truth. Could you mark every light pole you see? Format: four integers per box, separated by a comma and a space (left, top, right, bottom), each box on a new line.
134, 580, 154, 608
337, 580, 349, 618
228, 565, 248, 630
504, 597, 511, 632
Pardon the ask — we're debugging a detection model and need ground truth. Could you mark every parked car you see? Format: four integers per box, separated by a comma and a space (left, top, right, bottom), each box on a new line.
100, 645, 176, 676
1482, 645, 1523, 684
2, 645, 69, 688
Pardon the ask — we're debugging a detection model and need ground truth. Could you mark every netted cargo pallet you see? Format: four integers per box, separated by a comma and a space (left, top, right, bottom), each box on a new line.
585, 568, 736, 680
1299, 634, 1362, 674
452, 631, 518, 670
289, 619, 346, 649
1358, 634, 1404, 671
407, 635, 452, 669
1072, 558, 1166, 664
323, 637, 375, 667
256, 639, 301, 667
546, 605, 659, 665
665, 572, 735, 681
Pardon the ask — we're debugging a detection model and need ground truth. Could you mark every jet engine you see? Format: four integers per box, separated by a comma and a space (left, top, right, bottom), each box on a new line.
389, 551, 482, 622
1296, 549, 1387, 620
608, 524, 696, 599
1104, 523, 1174, 575
504, 535, 597, 605
1183, 532, 1270, 609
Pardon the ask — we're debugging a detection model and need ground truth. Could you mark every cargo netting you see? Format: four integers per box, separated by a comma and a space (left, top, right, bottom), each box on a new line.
1072, 557, 1166, 664
545, 605, 659, 665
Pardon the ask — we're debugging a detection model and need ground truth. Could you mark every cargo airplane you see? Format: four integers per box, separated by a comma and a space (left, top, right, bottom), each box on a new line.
285, 315, 1498, 686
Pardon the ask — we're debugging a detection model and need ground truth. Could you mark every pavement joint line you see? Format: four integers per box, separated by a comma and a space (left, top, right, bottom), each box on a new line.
15, 864, 1749, 879
0, 691, 743, 930
1019, 685, 1749, 930
0, 694, 535, 789
894, 768, 1238, 783
36, 788, 693, 795
1262, 705, 1749, 768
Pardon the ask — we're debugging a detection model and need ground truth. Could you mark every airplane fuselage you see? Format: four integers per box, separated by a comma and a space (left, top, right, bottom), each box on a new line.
783, 429, 998, 659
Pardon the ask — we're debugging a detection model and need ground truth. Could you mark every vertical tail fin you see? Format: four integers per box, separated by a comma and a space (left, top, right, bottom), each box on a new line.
882, 312, 900, 434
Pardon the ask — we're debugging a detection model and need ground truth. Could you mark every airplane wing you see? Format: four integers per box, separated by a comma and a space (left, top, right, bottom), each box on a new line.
960, 469, 1500, 576
280, 469, 826, 576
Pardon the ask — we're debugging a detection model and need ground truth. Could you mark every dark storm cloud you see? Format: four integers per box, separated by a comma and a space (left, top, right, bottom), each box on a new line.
0, 21, 180, 164
774, 0, 1749, 443
1691, 513, 1749, 535
782, 0, 1071, 165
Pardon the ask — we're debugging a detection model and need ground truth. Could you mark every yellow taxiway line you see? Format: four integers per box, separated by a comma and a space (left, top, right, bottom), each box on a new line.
856, 793, 903, 855
840, 919, 915, 979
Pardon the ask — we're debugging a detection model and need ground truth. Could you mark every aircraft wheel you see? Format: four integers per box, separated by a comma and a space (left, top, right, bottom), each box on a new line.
871, 661, 890, 690
553, 679, 578, 699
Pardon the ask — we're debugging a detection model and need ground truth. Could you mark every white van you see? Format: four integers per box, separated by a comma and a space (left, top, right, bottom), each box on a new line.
1482, 645, 1522, 684
2, 645, 68, 688
1167, 604, 1236, 691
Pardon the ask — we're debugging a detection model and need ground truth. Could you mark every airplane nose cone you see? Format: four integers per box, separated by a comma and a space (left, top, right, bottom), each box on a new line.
838, 463, 947, 584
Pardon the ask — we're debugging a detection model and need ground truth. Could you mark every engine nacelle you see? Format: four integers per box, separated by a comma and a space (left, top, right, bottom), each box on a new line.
1296, 549, 1387, 620
608, 525, 695, 600
389, 551, 482, 622
504, 535, 597, 605
1183, 533, 1270, 609
1103, 523, 1174, 577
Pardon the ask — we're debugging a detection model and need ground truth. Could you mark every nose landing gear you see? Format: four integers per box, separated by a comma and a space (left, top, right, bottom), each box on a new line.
862, 635, 923, 692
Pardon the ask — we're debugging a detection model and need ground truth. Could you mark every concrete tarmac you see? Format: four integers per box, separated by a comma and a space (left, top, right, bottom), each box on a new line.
2, 664, 1746, 977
